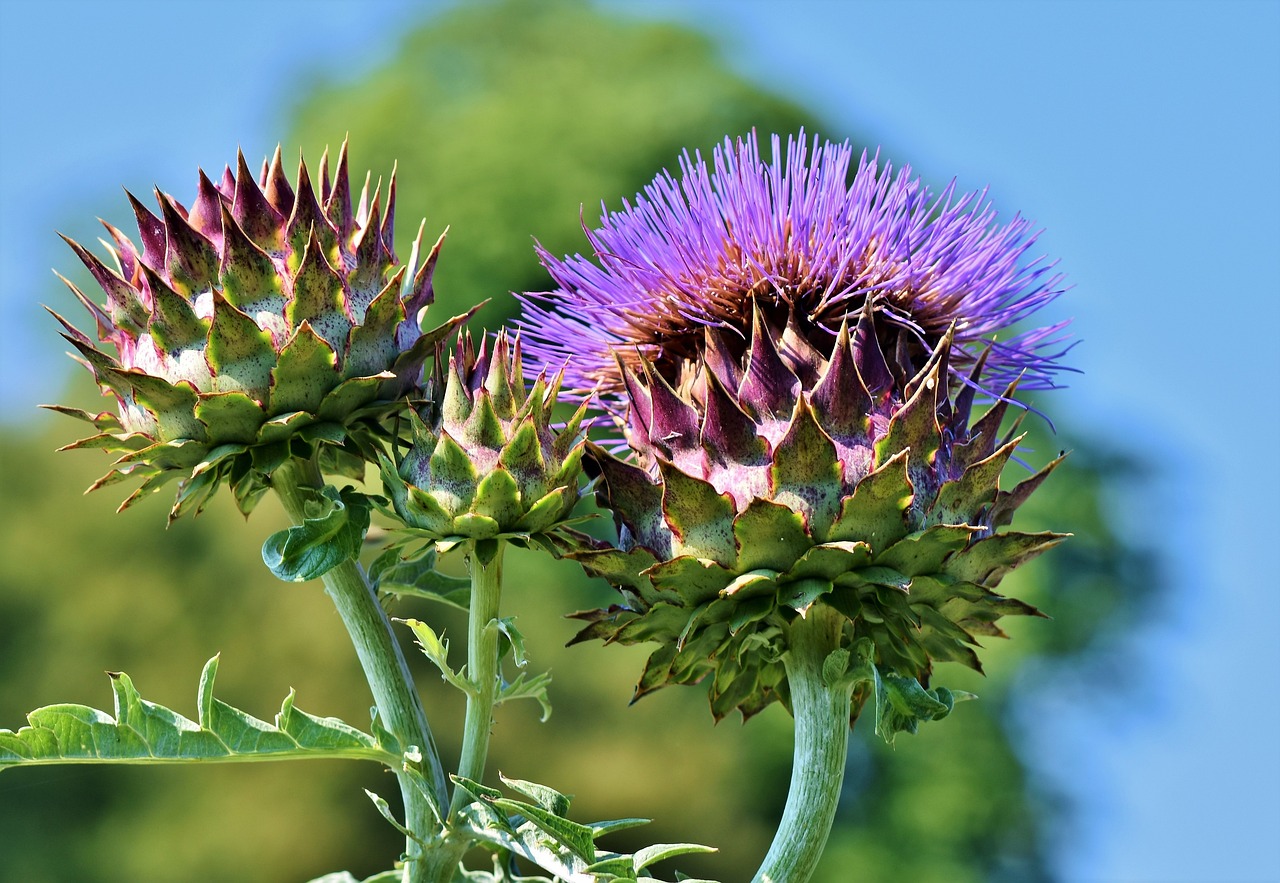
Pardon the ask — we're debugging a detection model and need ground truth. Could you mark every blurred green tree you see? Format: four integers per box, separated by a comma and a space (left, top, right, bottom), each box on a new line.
0, 1, 1155, 881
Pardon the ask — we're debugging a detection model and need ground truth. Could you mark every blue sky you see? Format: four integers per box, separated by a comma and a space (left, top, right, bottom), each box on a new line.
1, 1, 1277, 880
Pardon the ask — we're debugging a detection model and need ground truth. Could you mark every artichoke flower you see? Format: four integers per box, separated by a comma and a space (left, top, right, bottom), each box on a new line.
569, 306, 1064, 720
49, 142, 462, 519
520, 131, 1071, 723
380, 330, 589, 552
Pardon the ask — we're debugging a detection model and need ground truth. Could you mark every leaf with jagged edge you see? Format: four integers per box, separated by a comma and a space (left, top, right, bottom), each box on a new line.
0, 657, 398, 770
396, 618, 471, 694
497, 669, 554, 722
452, 776, 717, 883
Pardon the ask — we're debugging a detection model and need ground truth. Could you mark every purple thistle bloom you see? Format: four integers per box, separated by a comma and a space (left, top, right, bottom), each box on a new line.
518, 131, 1071, 410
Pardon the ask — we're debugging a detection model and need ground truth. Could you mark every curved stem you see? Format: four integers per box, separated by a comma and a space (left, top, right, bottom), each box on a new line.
752, 604, 853, 883
271, 459, 447, 882
451, 539, 506, 814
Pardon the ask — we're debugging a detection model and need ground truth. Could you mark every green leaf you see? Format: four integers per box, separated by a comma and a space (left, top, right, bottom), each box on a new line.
874, 524, 977, 577
769, 396, 843, 537
472, 466, 523, 530
588, 817, 652, 837
498, 669, 554, 722
261, 485, 372, 582
454, 775, 596, 862
373, 544, 472, 611
657, 460, 738, 566
874, 670, 963, 745
365, 787, 426, 844
491, 797, 596, 860
397, 618, 471, 694
0, 657, 396, 770
270, 323, 340, 415
499, 772, 572, 817
496, 617, 529, 668
646, 556, 734, 607
821, 648, 852, 688
779, 577, 831, 614
450, 773, 714, 882
305, 872, 403, 883
633, 842, 719, 870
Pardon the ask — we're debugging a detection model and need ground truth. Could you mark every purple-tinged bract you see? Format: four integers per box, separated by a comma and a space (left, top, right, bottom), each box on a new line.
569, 307, 1067, 723
519, 131, 1070, 411
380, 330, 589, 548
49, 142, 465, 520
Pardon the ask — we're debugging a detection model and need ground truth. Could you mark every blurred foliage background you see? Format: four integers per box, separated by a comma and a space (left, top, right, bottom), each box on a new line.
0, 1, 1155, 880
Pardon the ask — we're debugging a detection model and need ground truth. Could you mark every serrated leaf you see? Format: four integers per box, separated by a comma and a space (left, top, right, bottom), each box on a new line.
449, 774, 714, 883
498, 670, 553, 722
397, 618, 470, 693
0, 657, 395, 770
657, 460, 737, 566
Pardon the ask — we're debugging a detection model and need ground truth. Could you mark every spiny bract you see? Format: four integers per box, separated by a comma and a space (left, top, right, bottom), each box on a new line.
50, 142, 463, 520
569, 304, 1067, 723
380, 330, 589, 551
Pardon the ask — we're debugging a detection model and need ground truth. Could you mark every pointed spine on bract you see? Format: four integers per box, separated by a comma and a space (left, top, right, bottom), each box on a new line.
48, 142, 469, 521
380, 329, 589, 550
569, 301, 1067, 723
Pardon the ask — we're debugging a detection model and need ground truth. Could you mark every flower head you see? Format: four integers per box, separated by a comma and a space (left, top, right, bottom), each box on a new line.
380, 330, 589, 547
50, 143, 464, 519
520, 132, 1072, 724
519, 131, 1070, 411
569, 309, 1065, 721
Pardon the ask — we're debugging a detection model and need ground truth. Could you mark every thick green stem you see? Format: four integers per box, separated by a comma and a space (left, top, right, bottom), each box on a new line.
752, 605, 853, 883
452, 540, 506, 814
271, 459, 447, 882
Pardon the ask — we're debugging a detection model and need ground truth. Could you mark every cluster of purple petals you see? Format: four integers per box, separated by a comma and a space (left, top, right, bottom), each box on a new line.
517, 130, 1072, 406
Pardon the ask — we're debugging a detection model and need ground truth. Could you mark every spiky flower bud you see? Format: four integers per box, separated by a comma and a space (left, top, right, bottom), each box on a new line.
380, 330, 588, 549
521, 131, 1071, 723
49, 142, 462, 519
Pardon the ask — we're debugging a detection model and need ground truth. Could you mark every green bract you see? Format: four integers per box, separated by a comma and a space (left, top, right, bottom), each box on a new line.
381, 330, 588, 549
570, 305, 1067, 722
49, 142, 463, 519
